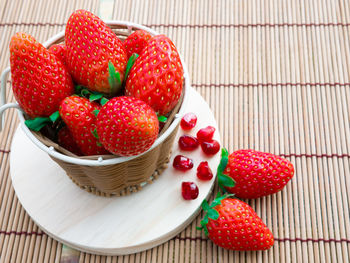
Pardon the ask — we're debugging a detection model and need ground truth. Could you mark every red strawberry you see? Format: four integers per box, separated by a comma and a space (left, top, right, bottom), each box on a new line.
125, 35, 184, 115
65, 10, 127, 95
48, 44, 67, 65
218, 149, 294, 199
9, 32, 74, 118
59, 96, 108, 156
96, 96, 159, 156
124, 30, 152, 58
199, 196, 274, 251
58, 126, 82, 156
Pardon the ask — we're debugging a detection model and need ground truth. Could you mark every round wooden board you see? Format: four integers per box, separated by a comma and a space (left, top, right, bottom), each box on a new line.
10, 88, 221, 255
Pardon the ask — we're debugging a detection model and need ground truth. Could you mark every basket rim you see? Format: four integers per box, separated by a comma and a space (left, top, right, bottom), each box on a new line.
16, 20, 191, 166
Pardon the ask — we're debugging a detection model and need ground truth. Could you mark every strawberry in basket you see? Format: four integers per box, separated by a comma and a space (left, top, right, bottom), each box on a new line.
125, 35, 184, 115
59, 96, 108, 156
96, 96, 159, 156
48, 44, 67, 66
65, 10, 128, 95
9, 32, 74, 118
124, 30, 152, 58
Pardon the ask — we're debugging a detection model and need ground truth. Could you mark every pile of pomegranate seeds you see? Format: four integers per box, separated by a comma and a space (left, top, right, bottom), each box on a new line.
174, 112, 221, 200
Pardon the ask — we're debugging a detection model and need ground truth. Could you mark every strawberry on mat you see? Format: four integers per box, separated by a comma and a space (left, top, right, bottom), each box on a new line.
218, 149, 295, 199
198, 194, 274, 251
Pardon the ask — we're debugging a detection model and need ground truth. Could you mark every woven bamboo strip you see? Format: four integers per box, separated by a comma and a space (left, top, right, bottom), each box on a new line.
0, 0, 350, 262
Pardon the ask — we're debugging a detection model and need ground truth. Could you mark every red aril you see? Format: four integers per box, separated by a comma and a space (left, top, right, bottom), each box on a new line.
197, 161, 213, 180
178, 135, 199, 151
173, 155, 194, 171
197, 126, 215, 142
181, 182, 199, 200
201, 140, 220, 155
180, 113, 197, 130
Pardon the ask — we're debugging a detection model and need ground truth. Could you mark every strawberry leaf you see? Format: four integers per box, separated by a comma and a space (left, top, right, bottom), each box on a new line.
218, 174, 235, 188
217, 148, 229, 174
74, 85, 85, 94
100, 97, 109, 106
199, 214, 209, 236
49, 111, 60, 123
89, 93, 104, 102
81, 89, 91, 98
158, 115, 167, 123
25, 117, 51, 131
96, 141, 103, 147
201, 200, 210, 211
217, 148, 235, 191
108, 61, 122, 95
124, 53, 139, 81
207, 209, 219, 220
93, 109, 100, 117
92, 128, 99, 139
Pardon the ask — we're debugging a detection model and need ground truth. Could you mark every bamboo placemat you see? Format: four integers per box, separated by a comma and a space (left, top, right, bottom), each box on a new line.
1, 0, 350, 262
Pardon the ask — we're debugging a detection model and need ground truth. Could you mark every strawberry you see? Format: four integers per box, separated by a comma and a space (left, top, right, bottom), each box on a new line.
125, 35, 184, 115
57, 126, 82, 156
124, 30, 152, 58
65, 10, 127, 95
9, 32, 74, 118
59, 96, 108, 156
96, 96, 159, 156
199, 195, 274, 251
48, 44, 67, 65
218, 149, 294, 199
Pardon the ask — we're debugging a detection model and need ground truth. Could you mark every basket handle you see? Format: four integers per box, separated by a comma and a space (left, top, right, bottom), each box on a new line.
0, 67, 22, 132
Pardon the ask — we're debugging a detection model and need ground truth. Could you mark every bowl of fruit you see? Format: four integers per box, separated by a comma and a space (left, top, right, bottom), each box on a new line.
0, 10, 190, 196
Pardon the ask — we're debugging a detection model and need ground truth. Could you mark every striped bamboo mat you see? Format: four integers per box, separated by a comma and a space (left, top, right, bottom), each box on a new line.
1, 0, 350, 262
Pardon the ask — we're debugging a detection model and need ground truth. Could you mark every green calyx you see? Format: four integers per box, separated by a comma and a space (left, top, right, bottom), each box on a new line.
92, 128, 102, 147
100, 97, 109, 106
25, 111, 60, 131
157, 115, 167, 123
91, 128, 99, 139
93, 109, 100, 117
124, 53, 139, 81
108, 61, 122, 95
197, 192, 235, 236
75, 85, 107, 104
217, 148, 235, 192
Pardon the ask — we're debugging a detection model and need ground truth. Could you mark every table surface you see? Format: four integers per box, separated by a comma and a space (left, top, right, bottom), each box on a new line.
0, 0, 350, 262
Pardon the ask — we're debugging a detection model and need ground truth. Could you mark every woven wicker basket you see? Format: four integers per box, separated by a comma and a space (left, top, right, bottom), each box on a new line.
0, 21, 190, 197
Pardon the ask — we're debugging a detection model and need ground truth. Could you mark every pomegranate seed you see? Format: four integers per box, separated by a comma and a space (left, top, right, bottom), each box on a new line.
173, 155, 194, 171
201, 140, 220, 155
178, 135, 199, 151
197, 161, 213, 180
197, 126, 215, 142
181, 182, 199, 200
180, 112, 197, 130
